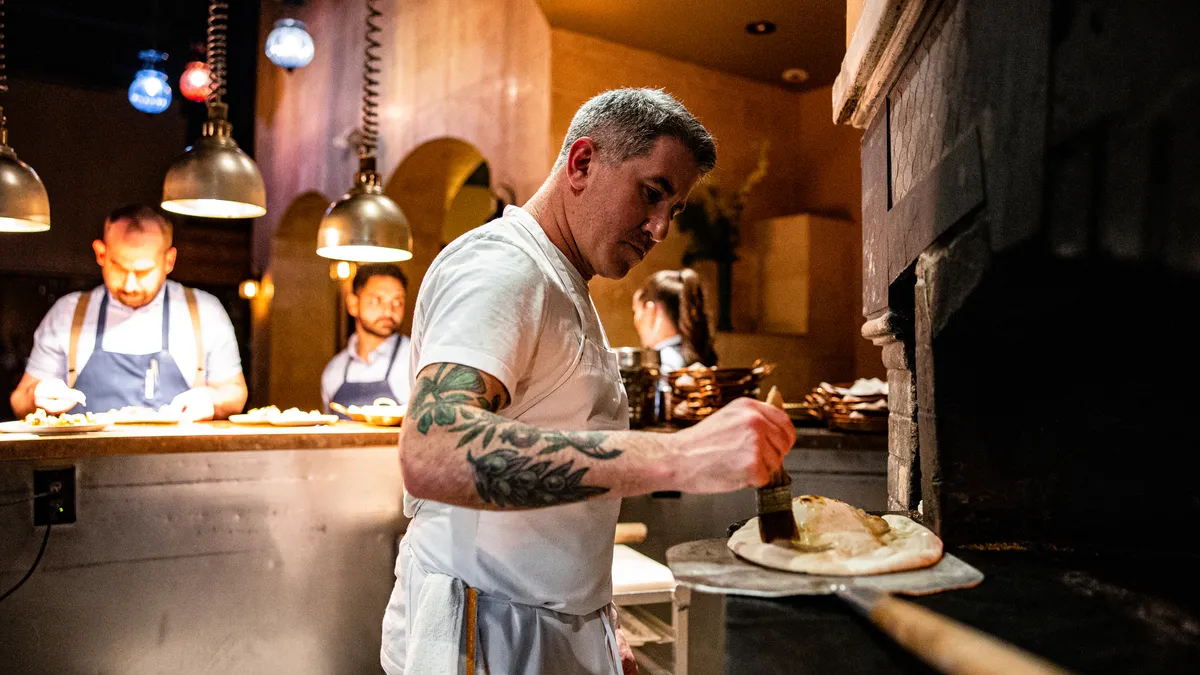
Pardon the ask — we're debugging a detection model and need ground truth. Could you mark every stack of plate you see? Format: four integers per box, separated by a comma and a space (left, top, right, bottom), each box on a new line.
665, 361, 775, 425
804, 379, 889, 433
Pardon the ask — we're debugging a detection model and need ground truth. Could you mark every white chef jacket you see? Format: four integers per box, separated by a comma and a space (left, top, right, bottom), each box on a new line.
381, 206, 628, 675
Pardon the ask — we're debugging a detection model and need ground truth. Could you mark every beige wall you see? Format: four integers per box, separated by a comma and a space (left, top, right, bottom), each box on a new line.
254, 0, 551, 400
551, 29, 882, 387
255, 2, 882, 401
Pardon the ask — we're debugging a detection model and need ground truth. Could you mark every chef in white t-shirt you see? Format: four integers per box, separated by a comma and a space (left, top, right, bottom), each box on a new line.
383, 89, 795, 675
8, 205, 247, 421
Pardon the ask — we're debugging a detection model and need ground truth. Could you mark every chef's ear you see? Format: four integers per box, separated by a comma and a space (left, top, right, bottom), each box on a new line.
163, 247, 177, 275
346, 291, 361, 318
92, 239, 107, 267
565, 137, 597, 191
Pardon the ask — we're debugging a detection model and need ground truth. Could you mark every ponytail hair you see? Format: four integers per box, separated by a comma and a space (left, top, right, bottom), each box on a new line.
635, 268, 718, 367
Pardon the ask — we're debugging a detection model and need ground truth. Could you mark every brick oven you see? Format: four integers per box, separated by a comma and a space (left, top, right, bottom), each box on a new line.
721, 1, 1200, 671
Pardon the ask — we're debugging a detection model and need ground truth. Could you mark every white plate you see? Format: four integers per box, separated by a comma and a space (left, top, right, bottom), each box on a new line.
268, 415, 339, 427
112, 415, 183, 425
228, 414, 272, 425
0, 419, 114, 435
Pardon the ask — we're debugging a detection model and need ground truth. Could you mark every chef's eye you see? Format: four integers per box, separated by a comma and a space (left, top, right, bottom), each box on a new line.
644, 186, 663, 204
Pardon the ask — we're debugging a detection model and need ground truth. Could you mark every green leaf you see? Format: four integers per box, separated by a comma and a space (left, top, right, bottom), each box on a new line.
483, 427, 496, 448
456, 426, 485, 448
441, 365, 486, 393
434, 405, 457, 426
417, 412, 433, 434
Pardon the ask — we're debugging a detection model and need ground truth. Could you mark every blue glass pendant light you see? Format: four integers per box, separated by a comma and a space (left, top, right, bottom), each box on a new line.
129, 49, 172, 114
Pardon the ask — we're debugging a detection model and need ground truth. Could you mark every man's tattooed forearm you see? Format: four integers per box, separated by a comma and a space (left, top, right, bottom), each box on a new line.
413, 364, 623, 460
469, 448, 608, 507
410, 363, 621, 508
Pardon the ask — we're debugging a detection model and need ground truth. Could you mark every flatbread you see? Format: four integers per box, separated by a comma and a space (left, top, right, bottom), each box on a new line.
728, 495, 943, 576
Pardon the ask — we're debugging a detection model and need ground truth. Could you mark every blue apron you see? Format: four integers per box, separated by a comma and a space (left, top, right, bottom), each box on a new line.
72, 291, 193, 414
328, 336, 401, 419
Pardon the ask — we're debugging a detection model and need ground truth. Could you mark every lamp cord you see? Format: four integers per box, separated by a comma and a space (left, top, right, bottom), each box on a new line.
0, 522, 52, 604
206, 0, 229, 105
0, 0, 8, 95
360, 0, 383, 157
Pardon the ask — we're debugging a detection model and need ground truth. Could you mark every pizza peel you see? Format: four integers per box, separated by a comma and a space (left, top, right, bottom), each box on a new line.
666, 539, 1069, 674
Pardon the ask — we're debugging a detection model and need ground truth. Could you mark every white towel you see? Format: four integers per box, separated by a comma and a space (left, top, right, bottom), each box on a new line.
405, 572, 467, 675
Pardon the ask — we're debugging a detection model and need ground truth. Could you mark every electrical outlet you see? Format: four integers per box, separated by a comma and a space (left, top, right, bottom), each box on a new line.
33, 467, 76, 526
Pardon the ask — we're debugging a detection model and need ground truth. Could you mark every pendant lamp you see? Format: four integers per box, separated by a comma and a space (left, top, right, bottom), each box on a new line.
316, 0, 412, 263
128, 49, 172, 114
162, 0, 266, 219
0, 0, 50, 233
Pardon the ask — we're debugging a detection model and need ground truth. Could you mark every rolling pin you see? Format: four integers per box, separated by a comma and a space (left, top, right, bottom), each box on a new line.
614, 522, 648, 545
836, 585, 1071, 674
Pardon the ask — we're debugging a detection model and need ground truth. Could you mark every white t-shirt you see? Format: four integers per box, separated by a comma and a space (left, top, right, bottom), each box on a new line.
320, 333, 412, 408
25, 280, 243, 385
408, 213, 591, 417
401, 205, 625, 616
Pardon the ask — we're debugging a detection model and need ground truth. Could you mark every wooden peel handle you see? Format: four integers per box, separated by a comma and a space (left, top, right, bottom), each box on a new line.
870, 595, 1071, 675
614, 522, 648, 545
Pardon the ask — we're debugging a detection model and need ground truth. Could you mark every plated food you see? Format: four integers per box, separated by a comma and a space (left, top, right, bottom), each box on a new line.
107, 405, 184, 425
229, 406, 338, 426
333, 397, 406, 426
0, 409, 114, 435
728, 495, 943, 576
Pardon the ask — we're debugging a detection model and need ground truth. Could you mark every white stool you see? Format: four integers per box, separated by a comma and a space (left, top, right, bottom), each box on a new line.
611, 542, 690, 675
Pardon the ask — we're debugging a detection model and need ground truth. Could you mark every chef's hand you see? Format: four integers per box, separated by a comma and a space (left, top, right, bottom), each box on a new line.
171, 387, 216, 422
666, 397, 795, 493
33, 378, 86, 415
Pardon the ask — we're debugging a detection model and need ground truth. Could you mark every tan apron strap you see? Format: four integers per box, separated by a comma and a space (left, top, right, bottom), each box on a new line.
184, 287, 205, 387
67, 292, 92, 388
465, 586, 478, 674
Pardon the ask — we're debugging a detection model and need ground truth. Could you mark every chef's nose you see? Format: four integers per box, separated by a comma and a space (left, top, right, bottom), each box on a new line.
123, 272, 140, 292
646, 209, 671, 243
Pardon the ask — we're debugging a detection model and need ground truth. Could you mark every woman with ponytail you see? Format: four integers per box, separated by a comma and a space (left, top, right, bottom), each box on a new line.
631, 268, 718, 372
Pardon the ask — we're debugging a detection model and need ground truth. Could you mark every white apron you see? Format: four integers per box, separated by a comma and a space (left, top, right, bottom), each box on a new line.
382, 209, 630, 675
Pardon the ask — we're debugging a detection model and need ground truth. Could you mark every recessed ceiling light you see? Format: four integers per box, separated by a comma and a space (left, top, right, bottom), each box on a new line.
746, 21, 776, 35
782, 68, 810, 84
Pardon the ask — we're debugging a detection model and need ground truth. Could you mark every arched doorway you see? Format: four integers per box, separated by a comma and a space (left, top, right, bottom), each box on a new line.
384, 138, 501, 336
258, 191, 339, 410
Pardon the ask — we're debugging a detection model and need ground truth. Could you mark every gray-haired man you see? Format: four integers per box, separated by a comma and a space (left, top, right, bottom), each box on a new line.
382, 89, 795, 675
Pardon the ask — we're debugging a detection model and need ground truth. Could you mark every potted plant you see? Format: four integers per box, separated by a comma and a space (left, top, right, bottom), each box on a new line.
675, 142, 769, 331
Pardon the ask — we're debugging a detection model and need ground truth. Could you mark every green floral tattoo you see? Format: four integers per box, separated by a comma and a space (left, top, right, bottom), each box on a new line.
410, 363, 622, 507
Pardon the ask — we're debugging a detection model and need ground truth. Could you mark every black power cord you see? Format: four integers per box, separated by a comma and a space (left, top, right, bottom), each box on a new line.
0, 521, 52, 603
0, 491, 50, 508
0, 490, 56, 603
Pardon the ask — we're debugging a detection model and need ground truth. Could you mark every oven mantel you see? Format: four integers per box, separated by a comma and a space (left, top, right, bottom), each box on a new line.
834, 0, 945, 129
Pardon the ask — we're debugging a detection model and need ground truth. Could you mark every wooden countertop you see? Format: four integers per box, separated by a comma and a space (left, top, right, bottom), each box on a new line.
1, 418, 884, 463
0, 421, 400, 462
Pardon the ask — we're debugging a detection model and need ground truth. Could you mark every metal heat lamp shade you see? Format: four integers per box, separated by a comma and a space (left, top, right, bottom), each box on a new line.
161, 102, 266, 219
317, 156, 412, 262
0, 125, 50, 233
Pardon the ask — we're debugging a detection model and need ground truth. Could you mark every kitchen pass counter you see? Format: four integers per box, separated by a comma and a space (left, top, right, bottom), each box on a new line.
0, 420, 400, 461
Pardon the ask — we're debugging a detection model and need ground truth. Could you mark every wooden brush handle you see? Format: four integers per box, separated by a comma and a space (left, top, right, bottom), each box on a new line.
869, 595, 1070, 675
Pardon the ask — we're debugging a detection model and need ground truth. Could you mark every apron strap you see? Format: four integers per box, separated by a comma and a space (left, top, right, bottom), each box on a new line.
183, 287, 205, 387
342, 335, 403, 387
67, 291, 93, 388
383, 335, 402, 379
465, 586, 478, 675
